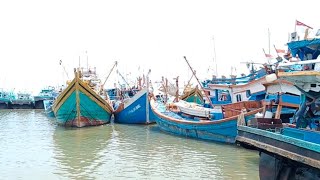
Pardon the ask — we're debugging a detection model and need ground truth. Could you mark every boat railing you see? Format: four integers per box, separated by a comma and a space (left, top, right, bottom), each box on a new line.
222, 101, 262, 118
278, 58, 320, 71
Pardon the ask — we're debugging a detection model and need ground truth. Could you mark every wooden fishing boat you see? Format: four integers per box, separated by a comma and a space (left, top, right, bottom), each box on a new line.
113, 68, 156, 124
205, 75, 267, 105
237, 79, 319, 179
150, 98, 262, 143
114, 87, 155, 124
52, 68, 113, 127
237, 35, 320, 179
180, 85, 204, 105
202, 62, 271, 107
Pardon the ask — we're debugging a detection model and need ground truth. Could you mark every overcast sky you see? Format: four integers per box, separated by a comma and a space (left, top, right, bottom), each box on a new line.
0, 0, 319, 94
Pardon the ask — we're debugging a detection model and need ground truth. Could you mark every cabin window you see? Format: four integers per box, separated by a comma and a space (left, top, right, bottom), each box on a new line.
236, 94, 242, 102
246, 90, 251, 98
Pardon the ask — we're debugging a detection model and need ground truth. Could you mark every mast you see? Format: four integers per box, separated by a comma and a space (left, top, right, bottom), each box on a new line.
183, 56, 215, 108
86, 50, 88, 70
174, 76, 179, 102
268, 28, 271, 55
212, 36, 218, 76
146, 69, 151, 124
74, 68, 81, 126
100, 61, 118, 91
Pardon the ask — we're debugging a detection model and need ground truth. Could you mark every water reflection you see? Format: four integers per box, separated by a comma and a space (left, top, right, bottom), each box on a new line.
53, 125, 112, 179
0, 110, 259, 179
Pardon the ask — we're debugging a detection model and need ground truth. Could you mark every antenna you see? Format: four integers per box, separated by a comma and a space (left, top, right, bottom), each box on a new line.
268, 28, 271, 55
59, 59, 70, 79
86, 50, 88, 70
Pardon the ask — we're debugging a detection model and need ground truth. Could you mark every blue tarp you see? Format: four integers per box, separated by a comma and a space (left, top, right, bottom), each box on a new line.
287, 39, 320, 60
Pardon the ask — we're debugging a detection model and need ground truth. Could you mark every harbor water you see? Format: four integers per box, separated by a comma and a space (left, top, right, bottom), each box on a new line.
0, 110, 259, 179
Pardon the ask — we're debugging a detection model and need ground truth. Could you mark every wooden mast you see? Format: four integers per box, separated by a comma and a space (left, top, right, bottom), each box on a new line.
174, 76, 179, 102
75, 68, 81, 127
162, 77, 168, 104
183, 56, 215, 108
100, 61, 118, 92
182, 73, 194, 94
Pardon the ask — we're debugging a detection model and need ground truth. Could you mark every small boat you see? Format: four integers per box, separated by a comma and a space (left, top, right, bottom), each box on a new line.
150, 98, 262, 143
33, 87, 57, 109
0, 89, 13, 109
52, 67, 113, 127
43, 99, 55, 117
173, 99, 221, 119
11, 92, 35, 109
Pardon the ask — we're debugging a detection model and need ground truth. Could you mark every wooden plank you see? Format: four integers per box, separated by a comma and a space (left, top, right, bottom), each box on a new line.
278, 71, 320, 77
237, 136, 320, 169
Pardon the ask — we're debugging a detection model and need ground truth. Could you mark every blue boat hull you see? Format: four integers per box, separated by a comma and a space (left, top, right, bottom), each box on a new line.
52, 76, 113, 127
150, 99, 260, 143
114, 89, 155, 124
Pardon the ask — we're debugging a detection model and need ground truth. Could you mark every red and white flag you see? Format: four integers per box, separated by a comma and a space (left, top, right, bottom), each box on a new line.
263, 48, 273, 58
275, 48, 286, 54
265, 53, 273, 58
296, 20, 313, 29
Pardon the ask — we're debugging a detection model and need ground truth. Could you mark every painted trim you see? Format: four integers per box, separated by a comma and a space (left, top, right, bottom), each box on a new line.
150, 98, 262, 125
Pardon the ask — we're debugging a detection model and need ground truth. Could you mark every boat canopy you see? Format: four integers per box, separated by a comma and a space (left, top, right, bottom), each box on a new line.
288, 39, 320, 60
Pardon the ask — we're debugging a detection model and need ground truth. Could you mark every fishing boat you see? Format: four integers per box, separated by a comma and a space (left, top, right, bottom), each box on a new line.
0, 89, 13, 109
52, 67, 113, 127
237, 30, 320, 179
180, 85, 204, 105
114, 87, 155, 124
203, 66, 270, 108
11, 92, 35, 109
33, 87, 57, 109
150, 96, 262, 143
113, 69, 155, 124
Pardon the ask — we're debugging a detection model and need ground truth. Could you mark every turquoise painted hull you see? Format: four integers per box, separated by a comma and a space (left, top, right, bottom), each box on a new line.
184, 96, 203, 105
54, 91, 112, 127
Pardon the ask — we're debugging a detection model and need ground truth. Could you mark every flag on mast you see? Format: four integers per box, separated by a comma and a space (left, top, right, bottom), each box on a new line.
273, 45, 286, 54
263, 48, 273, 58
296, 20, 313, 29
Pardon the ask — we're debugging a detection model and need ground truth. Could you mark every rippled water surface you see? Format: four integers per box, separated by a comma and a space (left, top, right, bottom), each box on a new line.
0, 110, 259, 179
